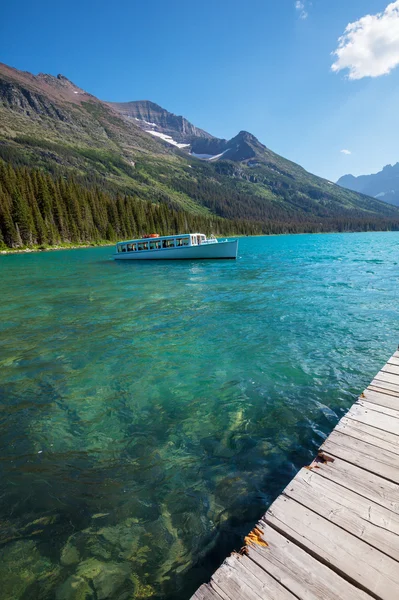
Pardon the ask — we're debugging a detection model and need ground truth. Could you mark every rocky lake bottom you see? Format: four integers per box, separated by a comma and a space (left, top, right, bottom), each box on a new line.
0, 232, 398, 599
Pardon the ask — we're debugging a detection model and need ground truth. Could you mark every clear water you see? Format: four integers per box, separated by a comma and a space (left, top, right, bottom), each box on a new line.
0, 232, 398, 600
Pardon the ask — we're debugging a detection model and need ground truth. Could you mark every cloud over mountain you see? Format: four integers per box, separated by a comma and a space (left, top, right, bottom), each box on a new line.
332, 1, 399, 79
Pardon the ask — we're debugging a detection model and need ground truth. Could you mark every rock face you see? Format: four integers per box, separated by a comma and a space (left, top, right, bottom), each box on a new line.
108, 101, 272, 164
337, 163, 399, 207
108, 99, 213, 145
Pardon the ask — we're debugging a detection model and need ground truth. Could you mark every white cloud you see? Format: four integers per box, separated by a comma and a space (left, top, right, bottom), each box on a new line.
295, 1, 308, 20
332, 1, 399, 79
341, 149, 352, 155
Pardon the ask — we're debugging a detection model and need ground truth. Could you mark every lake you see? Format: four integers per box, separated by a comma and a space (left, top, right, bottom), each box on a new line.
0, 232, 398, 600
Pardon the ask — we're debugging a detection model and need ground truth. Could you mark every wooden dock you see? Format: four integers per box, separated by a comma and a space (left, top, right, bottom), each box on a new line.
192, 350, 399, 600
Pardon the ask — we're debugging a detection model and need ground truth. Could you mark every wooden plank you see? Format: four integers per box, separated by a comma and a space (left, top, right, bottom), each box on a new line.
373, 372, 399, 388
265, 495, 399, 599
371, 378, 399, 394
321, 430, 399, 484
361, 389, 399, 411
376, 370, 399, 383
347, 404, 399, 437
387, 357, 399, 367
192, 585, 224, 600
368, 384, 399, 398
210, 554, 296, 600
248, 522, 372, 600
336, 417, 399, 455
382, 363, 399, 376
283, 468, 399, 561
310, 455, 399, 513
357, 399, 399, 420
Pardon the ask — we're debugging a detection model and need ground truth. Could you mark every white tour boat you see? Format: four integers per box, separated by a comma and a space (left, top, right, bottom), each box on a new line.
113, 233, 238, 260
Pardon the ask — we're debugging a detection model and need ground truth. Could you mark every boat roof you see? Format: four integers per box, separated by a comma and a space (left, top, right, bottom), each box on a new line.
117, 233, 205, 244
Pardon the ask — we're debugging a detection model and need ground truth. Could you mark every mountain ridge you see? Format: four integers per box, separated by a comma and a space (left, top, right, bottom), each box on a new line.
1, 61, 399, 248
337, 163, 399, 207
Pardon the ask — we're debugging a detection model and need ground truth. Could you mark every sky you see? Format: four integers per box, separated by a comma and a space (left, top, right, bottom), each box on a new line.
1, 0, 399, 181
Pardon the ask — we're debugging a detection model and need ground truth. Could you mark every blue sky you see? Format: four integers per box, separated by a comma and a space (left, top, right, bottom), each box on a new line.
2, 0, 399, 181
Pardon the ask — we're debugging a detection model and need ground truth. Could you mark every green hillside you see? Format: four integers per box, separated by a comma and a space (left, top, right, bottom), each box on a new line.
1, 61, 399, 249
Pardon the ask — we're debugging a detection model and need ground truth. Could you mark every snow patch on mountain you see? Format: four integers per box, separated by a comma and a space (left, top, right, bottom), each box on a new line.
191, 152, 214, 159
209, 149, 231, 161
135, 117, 158, 127
146, 130, 190, 148
191, 148, 231, 161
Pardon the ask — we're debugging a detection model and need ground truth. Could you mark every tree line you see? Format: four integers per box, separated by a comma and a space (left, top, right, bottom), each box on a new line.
0, 159, 398, 250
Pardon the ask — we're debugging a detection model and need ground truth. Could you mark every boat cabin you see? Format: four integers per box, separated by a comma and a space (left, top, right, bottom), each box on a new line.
116, 233, 210, 254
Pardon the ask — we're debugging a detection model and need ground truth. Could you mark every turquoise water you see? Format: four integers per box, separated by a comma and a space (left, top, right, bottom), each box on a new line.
0, 232, 398, 599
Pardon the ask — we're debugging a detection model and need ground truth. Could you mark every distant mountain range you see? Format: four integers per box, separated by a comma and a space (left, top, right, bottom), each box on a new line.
337, 164, 399, 207
1, 61, 399, 245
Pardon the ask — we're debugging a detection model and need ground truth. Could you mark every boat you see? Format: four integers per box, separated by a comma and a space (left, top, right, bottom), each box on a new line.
113, 233, 238, 260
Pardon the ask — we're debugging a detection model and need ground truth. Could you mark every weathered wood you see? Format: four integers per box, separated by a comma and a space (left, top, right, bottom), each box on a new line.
336, 416, 399, 454
321, 430, 399, 484
265, 495, 399, 599
310, 455, 399, 513
387, 357, 399, 367
192, 585, 223, 600
283, 468, 399, 561
346, 403, 399, 437
368, 384, 399, 398
375, 370, 399, 384
357, 399, 399, 420
248, 522, 372, 600
382, 363, 399, 376
372, 376, 399, 394
361, 389, 399, 410
211, 554, 296, 600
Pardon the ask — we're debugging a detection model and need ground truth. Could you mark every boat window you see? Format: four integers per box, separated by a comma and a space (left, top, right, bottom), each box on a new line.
117, 245, 122, 253
162, 239, 175, 248
138, 242, 149, 251
150, 240, 161, 250
191, 236, 197, 245
201, 235, 206, 241
176, 237, 189, 247
197, 235, 201, 245
121, 245, 127, 252
127, 243, 136, 252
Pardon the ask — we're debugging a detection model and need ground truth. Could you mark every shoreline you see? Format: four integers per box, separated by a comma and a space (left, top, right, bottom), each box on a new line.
0, 243, 115, 256
1, 229, 397, 256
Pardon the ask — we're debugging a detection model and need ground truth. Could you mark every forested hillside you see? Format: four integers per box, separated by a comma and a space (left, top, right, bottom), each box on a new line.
1, 160, 399, 250
1, 62, 399, 250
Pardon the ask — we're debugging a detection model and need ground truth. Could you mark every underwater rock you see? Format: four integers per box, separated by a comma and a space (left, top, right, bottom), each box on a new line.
57, 558, 133, 600
55, 574, 94, 600
60, 537, 80, 566
0, 539, 60, 599
92, 561, 132, 599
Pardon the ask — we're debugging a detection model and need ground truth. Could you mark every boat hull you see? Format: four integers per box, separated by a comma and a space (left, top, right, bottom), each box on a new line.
113, 240, 238, 260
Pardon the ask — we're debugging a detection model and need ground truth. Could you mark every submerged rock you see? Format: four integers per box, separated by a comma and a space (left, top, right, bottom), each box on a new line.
57, 558, 133, 600
60, 537, 81, 566
55, 574, 94, 600
0, 539, 60, 599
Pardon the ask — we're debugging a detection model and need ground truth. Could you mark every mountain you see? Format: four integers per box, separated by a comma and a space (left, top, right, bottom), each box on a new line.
1, 61, 399, 250
107, 99, 213, 147
337, 164, 399, 207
